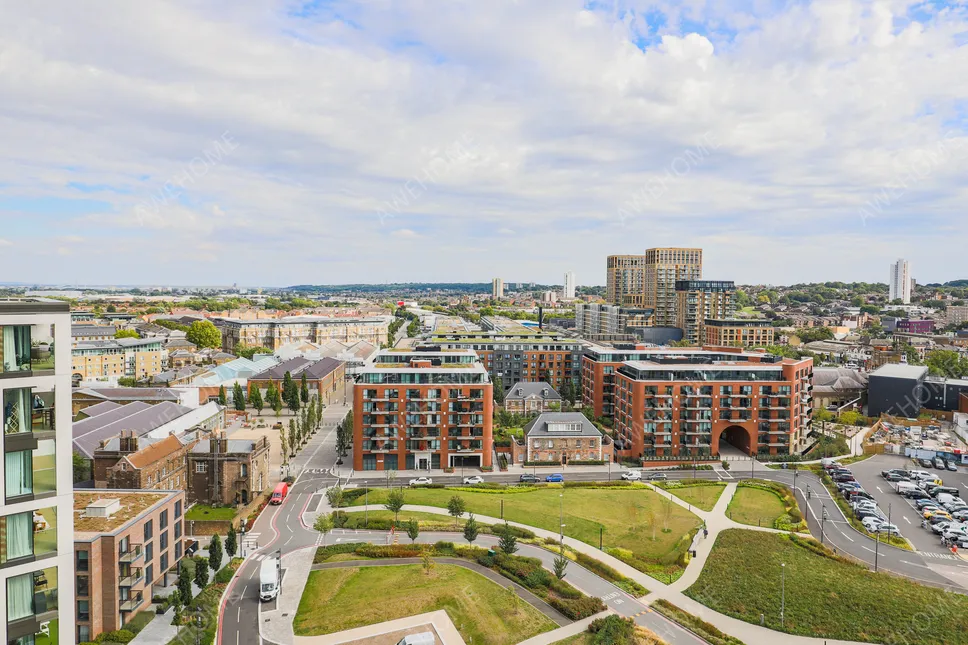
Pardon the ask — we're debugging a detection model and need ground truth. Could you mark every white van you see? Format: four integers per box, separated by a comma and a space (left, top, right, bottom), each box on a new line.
396, 633, 436, 645
260, 558, 280, 602
897, 481, 919, 495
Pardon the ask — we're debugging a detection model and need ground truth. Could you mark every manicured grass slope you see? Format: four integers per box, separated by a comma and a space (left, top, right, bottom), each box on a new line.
294, 564, 555, 645
659, 482, 726, 512
686, 530, 968, 644
354, 487, 701, 565
726, 487, 786, 528
185, 505, 237, 521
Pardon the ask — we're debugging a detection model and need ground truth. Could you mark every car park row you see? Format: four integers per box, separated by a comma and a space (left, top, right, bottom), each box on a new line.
880, 458, 968, 549
823, 459, 903, 537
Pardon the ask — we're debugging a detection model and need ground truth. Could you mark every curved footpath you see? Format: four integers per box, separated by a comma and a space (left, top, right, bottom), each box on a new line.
337, 482, 871, 645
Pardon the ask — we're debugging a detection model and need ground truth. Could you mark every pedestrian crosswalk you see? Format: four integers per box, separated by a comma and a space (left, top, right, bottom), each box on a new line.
919, 551, 962, 561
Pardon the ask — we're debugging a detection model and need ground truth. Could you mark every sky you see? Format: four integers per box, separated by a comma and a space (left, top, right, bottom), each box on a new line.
1, 0, 967, 288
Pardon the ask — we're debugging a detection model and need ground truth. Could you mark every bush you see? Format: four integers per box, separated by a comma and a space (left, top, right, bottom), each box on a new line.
524, 567, 553, 589
563, 480, 634, 488
548, 594, 607, 620
95, 630, 136, 644
573, 552, 648, 596
524, 460, 562, 466
588, 615, 637, 644
652, 600, 746, 645
355, 544, 426, 559
721, 460, 730, 470
433, 541, 455, 554
567, 460, 606, 465
215, 566, 235, 584
314, 542, 367, 564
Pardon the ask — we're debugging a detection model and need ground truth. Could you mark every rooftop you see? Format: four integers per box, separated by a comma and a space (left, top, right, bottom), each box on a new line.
505, 382, 562, 400
0, 298, 70, 314
74, 400, 196, 458
73, 490, 180, 537
250, 356, 343, 380
524, 412, 601, 438
871, 364, 930, 380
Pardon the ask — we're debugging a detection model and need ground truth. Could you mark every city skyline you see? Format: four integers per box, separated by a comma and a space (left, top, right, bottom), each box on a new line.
2, 1, 967, 286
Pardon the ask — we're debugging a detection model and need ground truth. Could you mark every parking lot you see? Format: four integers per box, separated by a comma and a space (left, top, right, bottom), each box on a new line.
849, 454, 968, 556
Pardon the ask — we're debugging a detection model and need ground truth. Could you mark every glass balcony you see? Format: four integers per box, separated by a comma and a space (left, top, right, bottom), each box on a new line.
6, 566, 58, 627
119, 568, 145, 588
4, 438, 56, 503
0, 507, 57, 565
119, 595, 144, 612
118, 545, 144, 564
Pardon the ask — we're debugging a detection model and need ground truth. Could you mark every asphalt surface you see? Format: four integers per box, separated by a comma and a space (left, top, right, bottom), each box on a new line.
217, 434, 968, 645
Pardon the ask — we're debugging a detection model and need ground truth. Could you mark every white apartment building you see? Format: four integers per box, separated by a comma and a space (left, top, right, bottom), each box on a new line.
563, 272, 576, 300
889, 258, 911, 304
491, 278, 505, 299
1, 299, 74, 645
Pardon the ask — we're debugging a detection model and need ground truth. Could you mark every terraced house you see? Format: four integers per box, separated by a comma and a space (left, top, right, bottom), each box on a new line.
353, 348, 493, 471
1, 299, 74, 645
611, 348, 814, 459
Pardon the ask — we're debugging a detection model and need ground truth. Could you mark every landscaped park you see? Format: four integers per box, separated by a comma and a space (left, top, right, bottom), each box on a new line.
348, 483, 704, 580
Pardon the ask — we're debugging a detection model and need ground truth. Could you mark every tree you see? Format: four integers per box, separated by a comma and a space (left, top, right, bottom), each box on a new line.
926, 349, 968, 379
493, 377, 505, 404
553, 546, 568, 580
106, 304, 117, 313
232, 382, 246, 412
300, 372, 310, 404
287, 382, 301, 415
384, 468, 397, 489
178, 558, 194, 602
209, 534, 223, 573
273, 393, 283, 417
249, 385, 264, 415
72, 450, 90, 483
447, 495, 466, 528
326, 486, 344, 509
313, 513, 333, 546
225, 525, 237, 558
193, 556, 209, 589
422, 549, 435, 575
282, 371, 295, 405
114, 329, 140, 339
837, 410, 862, 426
186, 320, 222, 349
559, 381, 577, 408
407, 518, 420, 543
236, 344, 271, 359
498, 521, 518, 555
279, 423, 289, 465
814, 408, 834, 435
385, 489, 406, 524
463, 513, 479, 545
288, 420, 297, 457
217, 385, 227, 406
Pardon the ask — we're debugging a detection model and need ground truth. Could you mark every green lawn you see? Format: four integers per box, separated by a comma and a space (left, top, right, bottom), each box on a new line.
657, 482, 725, 512
124, 610, 155, 634
294, 564, 556, 645
686, 530, 968, 643
353, 487, 702, 577
726, 487, 786, 528
185, 505, 237, 521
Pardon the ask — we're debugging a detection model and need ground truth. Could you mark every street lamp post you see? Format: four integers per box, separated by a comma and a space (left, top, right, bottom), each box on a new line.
365, 486, 369, 528
820, 506, 828, 544
559, 493, 564, 541
600, 526, 604, 550
780, 563, 786, 628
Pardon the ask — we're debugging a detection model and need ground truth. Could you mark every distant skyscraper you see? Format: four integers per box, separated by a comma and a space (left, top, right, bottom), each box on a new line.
492, 278, 505, 299
889, 259, 911, 304
644, 248, 703, 326
563, 271, 576, 299
606, 255, 646, 306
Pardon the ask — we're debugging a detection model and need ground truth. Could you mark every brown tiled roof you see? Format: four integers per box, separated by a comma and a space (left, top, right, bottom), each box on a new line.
127, 435, 185, 469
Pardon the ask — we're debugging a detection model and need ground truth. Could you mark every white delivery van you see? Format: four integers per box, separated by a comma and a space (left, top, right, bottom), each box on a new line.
396, 633, 436, 645
896, 481, 919, 495
260, 557, 280, 602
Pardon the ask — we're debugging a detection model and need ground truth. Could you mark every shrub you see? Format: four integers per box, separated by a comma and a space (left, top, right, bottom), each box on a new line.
524, 567, 553, 589
433, 541, 455, 554
721, 460, 730, 470
214, 566, 235, 584
588, 615, 637, 644
95, 630, 136, 644
314, 542, 367, 564
564, 480, 633, 488
354, 544, 425, 559
550, 578, 582, 599
548, 594, 606, 620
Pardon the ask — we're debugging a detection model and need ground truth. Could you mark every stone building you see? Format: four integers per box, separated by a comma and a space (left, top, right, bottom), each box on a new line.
522, 412, 610, 464
187, 435, 271, 506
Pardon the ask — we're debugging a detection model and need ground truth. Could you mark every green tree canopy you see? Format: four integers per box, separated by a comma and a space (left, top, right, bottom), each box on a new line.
114, 329, 140, 339
186, 320, 223, 349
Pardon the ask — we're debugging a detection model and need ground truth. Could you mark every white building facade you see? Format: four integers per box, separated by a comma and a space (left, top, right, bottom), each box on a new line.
1, 300, 74, 645
563, 272, 576, 299
889, 258, 911, 304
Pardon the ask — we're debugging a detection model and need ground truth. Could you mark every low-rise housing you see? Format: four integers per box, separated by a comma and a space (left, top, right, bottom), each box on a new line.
504, 382, 563, 414
188, 435, 271, 506
71, 338, 167, 382
71, 325, 117, 345
522, 412, 610, 464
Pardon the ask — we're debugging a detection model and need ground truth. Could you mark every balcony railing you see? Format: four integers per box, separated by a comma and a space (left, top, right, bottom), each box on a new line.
119, 596, 144, 612
119, 570, 145, 588
118, 545, 144, 564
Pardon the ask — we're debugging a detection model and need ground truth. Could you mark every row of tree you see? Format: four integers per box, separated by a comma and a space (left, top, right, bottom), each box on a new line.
170, 526, 238, 622
216, 370, 313, 416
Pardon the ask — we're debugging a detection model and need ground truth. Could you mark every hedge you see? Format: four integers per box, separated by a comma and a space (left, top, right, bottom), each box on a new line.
94, 630, 135, 644
524, 461, 564, 466
652, 600, 747, 645
335, 513, 535, 539
737, 479, 806, 531
572, 551, 649, 596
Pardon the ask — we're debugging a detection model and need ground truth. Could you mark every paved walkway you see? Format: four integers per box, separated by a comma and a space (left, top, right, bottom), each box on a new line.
314, 558, 570, 627
293, 610, 465, 645
130, 608, 180, 645
342, 483, 872, 645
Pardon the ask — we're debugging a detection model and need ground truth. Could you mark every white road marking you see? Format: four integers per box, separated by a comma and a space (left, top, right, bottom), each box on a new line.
242, 585, 247, 596
237, 607, 241, 621
903, 517, 911, 524
876, 486, 883, 493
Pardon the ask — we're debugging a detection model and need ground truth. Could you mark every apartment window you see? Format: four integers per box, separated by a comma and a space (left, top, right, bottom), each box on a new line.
160, 531, 168, 551
175, 520, 182, 539
145, 542, 153, 562
6, 566, 58, 622
79, 626, 91, 643
78, 599, 90, 621
77, 549, 89, 572
195, 463, 208, 473
160, 510, 168, 529
160, 552, 169, 572
76, 575, 89, 596
175, 541, 183, 560
0, 325, 32, 375
144, 519, 153, 541
4, 438, 57, 502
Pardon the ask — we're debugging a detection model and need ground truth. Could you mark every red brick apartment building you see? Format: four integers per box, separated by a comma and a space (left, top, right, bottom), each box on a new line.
353, 348, 493, 471
608, 348, 813, 459
73, 490, 185, 642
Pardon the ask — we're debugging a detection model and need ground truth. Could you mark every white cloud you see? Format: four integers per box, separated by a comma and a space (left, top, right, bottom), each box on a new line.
0, 0, 966, 286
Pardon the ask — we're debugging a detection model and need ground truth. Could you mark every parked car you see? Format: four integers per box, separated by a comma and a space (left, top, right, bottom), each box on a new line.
915, 499, 940, 510
645, 473, 668, 481
855, 508, 882, 521
929, 520, 955, 534
519, 474, 540, 483
885, 472, 909, 482
947, 461, 959, 472
546, 473, 564, 483
621, 470, 642, 481
409, 477, 433, 486
919, 458, 935, 468
875, 523, 902, 536
924, 508, 951, 520
933, 457, 947, 470
832, 473, 856, 483
462, 476, 484, 485
861, 516, 884, 532
951, 509, 968, 522
933, 487, 960, 499
942, 525, 968, 541
907, 490, 931, 501
846, 490, 875, 502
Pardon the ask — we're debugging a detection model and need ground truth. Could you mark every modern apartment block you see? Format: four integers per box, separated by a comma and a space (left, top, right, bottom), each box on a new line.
1, 299, 74, 645
353, 348, 493, 471
575, 304, 654, 339
606, 255, 646, 306
889, 258, 911, 304
73, 490, 185, 642
644, 248, 703, 326
71, 338, 166, 382
704, 319, 775, 347
215, 316, 388, 353
491, 278, 505, 299
563, 272, 576, 300
428, 330, 582, 391
612, 349, 813, 459
674, 280, 734, 345
948, 306, 968, 327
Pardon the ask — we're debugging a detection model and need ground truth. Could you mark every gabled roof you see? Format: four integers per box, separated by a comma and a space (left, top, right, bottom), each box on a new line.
524, 412, 601, 438
251, 356, 343, 380
74, 401, 191, 458
79, 401, 122, 419
506, 382, 562, 401
74, 387, 181, 402
127, 435, 187, 469
71, 325, 116, 338
812, 367, 869, 393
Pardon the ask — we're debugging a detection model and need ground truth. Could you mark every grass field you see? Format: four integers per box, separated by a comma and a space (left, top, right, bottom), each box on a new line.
185, 505, 237, 521
686, 529, 968, 643
726, 487, 786, 528
657, 482, 726, 512
352, 487, 702, 577
293, 564, 555, 645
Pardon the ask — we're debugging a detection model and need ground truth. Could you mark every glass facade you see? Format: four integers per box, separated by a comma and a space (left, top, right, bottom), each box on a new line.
0, 507, 57, 566
0, 325, 55, 376
4, 438, 57, 502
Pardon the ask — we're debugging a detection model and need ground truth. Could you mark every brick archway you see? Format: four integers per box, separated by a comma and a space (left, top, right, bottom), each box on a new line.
716, 424, 754, 456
